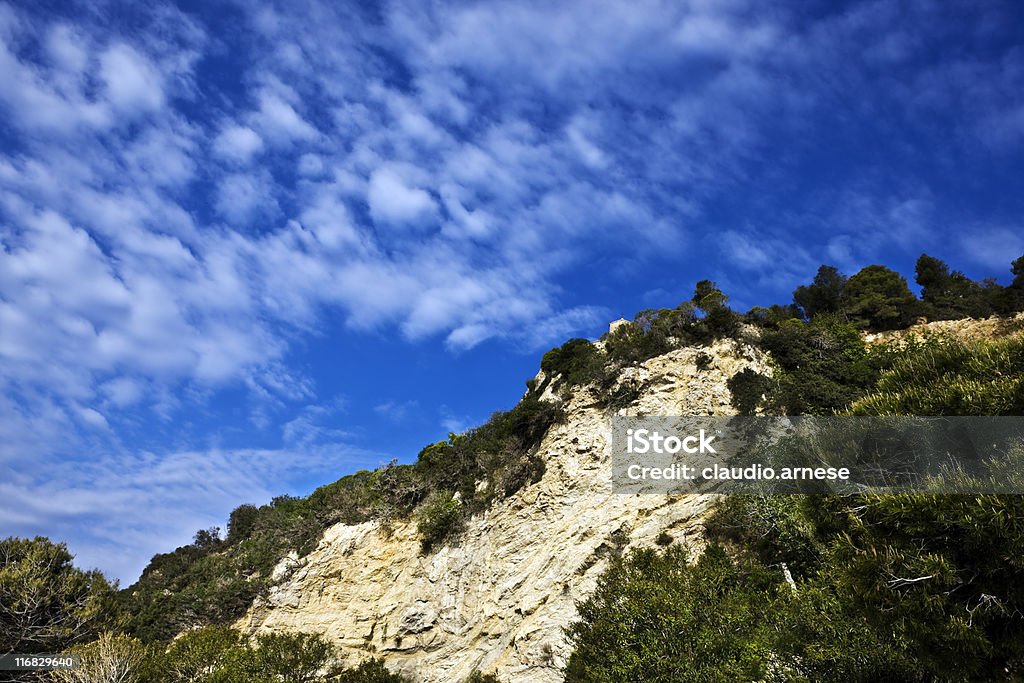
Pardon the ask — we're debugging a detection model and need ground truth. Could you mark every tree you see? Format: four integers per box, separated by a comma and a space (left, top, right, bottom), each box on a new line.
540, 338, 603, 388
0, 537, 115, 658
1002, 254, 1024, 313
566, 545, 783, 682
691, 280, 740, 339
915, 254, 992, 320
1012, 255, 1024, 289
914, 254, 950, 300
202, 632, 337, 683
793, 265, 847, 320
841, 265, 920, 330
226, 505, 259, 544
50, 632, 150, 683
192, 527, 223, 552
248, 632, 335, 683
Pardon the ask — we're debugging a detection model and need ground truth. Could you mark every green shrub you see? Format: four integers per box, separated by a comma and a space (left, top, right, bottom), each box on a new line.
706, 495, 822, 579
416, 491, 463, 553
463, 672, 501, 683
850, 334, 1024, 416
161, 625, 240, 682
566, 544, 784, 682
332, 658, 410, 682
226, 505, 259, 544
758, 316, 886, 414
540, 338, 604, 388
726, 368, 771, 415
155, 626, 338, 683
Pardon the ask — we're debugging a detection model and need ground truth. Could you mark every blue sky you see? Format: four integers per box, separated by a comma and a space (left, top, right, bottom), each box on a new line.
1, 0, 1023, 582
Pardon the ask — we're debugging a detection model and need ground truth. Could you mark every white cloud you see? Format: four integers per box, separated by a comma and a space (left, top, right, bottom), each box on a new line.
367, 166, 437, 227
45, 24, 89, 76
99, 43, 165, 113
297, 153, 324, 177
374, 399, 419, 422
0, 441, 380, 581
566, 118, 608, 170
76, 406, 110, 430
959, 227, 1024, 271
215, 172, 279, 224
100, 377, 145, 408
213, 124, 264, 163
254, 91, 318, 143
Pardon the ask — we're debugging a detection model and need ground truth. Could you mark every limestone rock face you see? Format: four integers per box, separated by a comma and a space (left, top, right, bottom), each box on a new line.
237, 339, 771, 682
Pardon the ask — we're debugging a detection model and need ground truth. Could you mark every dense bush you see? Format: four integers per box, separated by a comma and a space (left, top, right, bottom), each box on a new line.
841, 265, 921, 330
572, 470, 1024, 680
571, 317, 1024, 681
566, 544, 790, 682
540, 338, 604, 388
757, 316, 888, 414
726, 368, 771, 415
416, 491, 463, 553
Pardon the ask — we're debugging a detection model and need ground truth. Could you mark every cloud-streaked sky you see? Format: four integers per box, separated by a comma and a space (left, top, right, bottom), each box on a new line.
1, 0, 1022, 582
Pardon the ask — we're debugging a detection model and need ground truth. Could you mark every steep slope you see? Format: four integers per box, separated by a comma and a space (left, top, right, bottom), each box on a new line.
236, 339, 771, 682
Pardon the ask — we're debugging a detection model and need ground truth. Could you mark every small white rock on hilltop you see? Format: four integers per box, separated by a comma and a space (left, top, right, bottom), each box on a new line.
236, 338, 771, 682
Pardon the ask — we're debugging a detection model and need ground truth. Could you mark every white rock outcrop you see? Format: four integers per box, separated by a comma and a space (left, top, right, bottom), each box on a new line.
237, 339, 771, 682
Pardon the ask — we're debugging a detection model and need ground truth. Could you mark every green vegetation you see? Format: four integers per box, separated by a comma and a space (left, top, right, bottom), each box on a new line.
850, 334, 1024, 416
566, 544, 788, 682
753, 315, 892, 415
841, 264, 921, 330
0, 536, 117, 658
15, 251, 1024, 680
119, 395, 562, 642
416, 490, 463, 553
725, 368, 770, 415
40, 623, 502, 682
540, 337, 604, 388
45, 625, 403, 683
569, 331, 1024, 681
793, 264, 846, 319
331, 659, 410, 682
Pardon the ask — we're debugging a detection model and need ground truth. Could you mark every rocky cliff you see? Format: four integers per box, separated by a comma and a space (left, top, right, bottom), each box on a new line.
236, 338, 772, 682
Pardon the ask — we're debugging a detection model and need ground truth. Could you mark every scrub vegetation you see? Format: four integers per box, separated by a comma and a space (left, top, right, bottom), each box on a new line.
5, 252, 1024, 681
566, 254, 1024, 682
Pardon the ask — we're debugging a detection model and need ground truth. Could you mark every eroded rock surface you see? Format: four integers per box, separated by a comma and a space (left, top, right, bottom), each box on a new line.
238, 339, 771, 682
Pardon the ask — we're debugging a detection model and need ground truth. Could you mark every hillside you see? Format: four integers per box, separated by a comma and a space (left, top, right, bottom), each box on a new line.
236, 339, 769, 681
17, 255, 1019, 682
